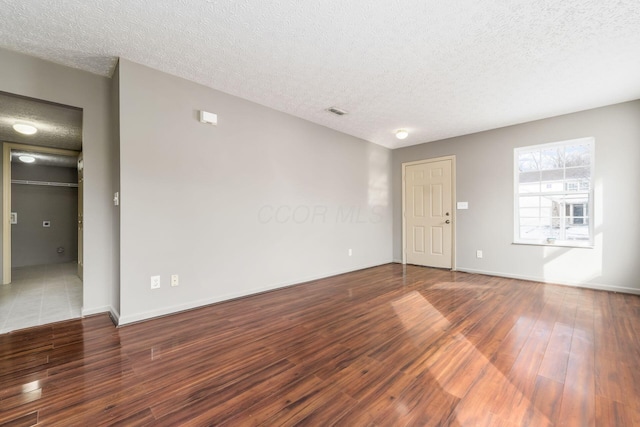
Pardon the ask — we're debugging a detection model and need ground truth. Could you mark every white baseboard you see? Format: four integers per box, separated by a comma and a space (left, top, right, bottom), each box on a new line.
81, 305, 112, 316
457, 267, 640, 295
118, 261, 393, 326
81, 305, 120, 324
109, 307, 120, 325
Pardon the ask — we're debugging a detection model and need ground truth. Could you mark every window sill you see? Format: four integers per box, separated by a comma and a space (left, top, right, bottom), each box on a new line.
513, 241, 594, 249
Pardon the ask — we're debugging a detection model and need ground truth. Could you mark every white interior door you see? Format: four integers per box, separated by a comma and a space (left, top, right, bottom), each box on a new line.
404, 158, 453, 268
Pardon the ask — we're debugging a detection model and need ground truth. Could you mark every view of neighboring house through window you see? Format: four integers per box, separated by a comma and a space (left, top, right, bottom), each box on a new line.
514, 137, 594, 246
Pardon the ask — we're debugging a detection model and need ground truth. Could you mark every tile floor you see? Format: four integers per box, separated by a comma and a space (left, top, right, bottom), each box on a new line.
0, 262, 82, 334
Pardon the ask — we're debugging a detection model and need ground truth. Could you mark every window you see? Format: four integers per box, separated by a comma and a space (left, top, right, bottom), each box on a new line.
514, 137, 594, 246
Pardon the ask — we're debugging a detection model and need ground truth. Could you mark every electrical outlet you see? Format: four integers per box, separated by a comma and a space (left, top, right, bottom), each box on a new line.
150, 275, 160, 289
348, 248, 352, 256
476, 250, 483, 259
171, 274, 179, 287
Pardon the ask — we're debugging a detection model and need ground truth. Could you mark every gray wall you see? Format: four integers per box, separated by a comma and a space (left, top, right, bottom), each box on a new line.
12, 163, 78, 267
118, 59, 393, 324
12, 163, 77, 182
393, 100, 640, 293
0, 48, 118, 315
11, 186, 78, 267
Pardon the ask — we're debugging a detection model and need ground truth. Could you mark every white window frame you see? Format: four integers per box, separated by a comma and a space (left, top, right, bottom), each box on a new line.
513, 137, 595, 248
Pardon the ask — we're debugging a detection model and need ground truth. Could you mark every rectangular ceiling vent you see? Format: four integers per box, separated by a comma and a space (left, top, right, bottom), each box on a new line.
326, 106, 348, 116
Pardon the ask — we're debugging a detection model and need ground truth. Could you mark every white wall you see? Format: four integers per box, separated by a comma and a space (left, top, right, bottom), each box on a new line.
393, 100, 640, 293
117, 59, 393, 324
0, 48, 119, 315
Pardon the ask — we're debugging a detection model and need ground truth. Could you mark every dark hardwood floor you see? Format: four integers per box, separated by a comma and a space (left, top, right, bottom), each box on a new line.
1, 263, 640, 426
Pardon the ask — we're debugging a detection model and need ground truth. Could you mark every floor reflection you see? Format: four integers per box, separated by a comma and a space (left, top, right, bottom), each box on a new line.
392, 289, 552, 426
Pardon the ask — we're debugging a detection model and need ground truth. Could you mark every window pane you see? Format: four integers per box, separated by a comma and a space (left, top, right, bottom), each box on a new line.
519, 196, 540, 208
520, 224, 559, 240
566, 166, 590, 180
519, 182, 540, 193
540, 169, 564, 184
566, 224, 590, 241
520, 208, 539, 217
564, 193, 588, 206
540, 206, 552, 217
519, 170, 540, 184
548, 227, 562, 239
541, 147, 564, 170
519, 225, 546, 240
520, 217, 540, 226
565, 180, 590, 192
565, 144, 591, 167
518, 152, 541, 172
566, 181, 579, 191
572, 205, 584, 217
515, 138, 593, 245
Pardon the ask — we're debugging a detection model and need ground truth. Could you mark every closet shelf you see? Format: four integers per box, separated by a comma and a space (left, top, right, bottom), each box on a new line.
11, 179, 78, 188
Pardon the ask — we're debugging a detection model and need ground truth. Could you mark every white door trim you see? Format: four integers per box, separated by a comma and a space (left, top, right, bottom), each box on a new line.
2, 142, 80, 284
402, 155, 456, 270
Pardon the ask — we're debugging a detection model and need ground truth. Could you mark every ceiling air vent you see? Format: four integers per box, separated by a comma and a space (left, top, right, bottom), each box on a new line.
326, 106, 348, 116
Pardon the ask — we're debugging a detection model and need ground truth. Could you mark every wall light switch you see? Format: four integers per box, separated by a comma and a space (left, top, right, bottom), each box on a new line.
457, 202, 469, 210
10, 212, 17, 224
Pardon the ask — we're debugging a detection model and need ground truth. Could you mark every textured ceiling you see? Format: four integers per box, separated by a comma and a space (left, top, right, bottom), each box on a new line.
0, 92, 82, 151
0, 1, 639, 149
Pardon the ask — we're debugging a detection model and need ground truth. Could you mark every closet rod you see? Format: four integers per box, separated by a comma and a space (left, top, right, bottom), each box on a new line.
11, 179, 78, 188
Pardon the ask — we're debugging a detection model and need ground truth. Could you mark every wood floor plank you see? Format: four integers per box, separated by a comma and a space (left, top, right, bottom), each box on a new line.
525, 375, 564, 425
537, 321, 574, 383
1, 264, 638, 425
595, 395, 640, 426
151, 358, 296, 424
0, 410, 38, 427
557, 324, 596, 426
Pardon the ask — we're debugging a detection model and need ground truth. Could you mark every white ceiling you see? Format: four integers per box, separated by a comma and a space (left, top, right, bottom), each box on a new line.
1, 0, 639, 149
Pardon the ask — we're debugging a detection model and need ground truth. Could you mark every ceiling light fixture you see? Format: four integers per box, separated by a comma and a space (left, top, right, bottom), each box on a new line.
395, 129, 409, 140
19, 155, 36, 163
13, 122, 38, 135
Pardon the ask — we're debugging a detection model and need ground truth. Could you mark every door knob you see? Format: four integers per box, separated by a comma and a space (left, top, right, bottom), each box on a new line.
445, 220, 450, 224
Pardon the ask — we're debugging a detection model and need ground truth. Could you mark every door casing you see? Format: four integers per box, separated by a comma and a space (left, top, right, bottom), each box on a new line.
402, 155, 456, 269
77, 153, 83, 280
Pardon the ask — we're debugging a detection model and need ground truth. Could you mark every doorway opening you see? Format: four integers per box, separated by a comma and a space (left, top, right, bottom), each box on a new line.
0, 91, 83, 334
